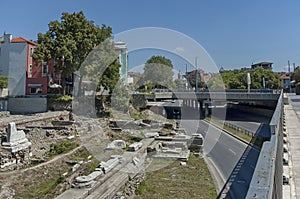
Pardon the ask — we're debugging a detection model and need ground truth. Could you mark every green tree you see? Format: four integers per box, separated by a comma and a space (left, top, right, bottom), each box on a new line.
0, 76, 8, 89
250, 67, 281, 89
79, 39, 120, 94
208, 68, 281, 89
142, 56, 174, 89
33, 11, 113, 94
292, 67, 300, 83
206, 74, 225, 90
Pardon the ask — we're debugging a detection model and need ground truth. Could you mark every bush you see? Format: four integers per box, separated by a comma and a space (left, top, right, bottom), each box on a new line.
53, 95, 73, 102
0, 76, 8, 89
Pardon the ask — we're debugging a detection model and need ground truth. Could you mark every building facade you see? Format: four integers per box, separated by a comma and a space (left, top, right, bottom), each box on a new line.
0, 34, 54, 96
251, 62, 273, 70
115, 41, 128, 82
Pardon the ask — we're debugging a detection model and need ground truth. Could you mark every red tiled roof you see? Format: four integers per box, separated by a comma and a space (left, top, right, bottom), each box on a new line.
11, 37, 36, 45
280, 74, 290, 79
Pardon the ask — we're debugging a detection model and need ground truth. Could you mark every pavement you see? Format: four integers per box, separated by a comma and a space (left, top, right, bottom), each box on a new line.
284, 93, 300, 199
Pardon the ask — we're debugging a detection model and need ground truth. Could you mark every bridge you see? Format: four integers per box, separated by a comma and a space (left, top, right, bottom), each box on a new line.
145, 89, 280, 101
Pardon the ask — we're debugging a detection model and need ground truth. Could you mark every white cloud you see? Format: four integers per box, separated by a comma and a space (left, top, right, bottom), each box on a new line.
174, 46, 185, 53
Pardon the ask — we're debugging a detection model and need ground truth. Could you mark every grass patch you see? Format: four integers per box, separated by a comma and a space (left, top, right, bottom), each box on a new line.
16, 176, 63, 199
130, 112, 147, 120
13, 147, 99, 199
47, 139, 79, 158
204, 117, 253, 143
135, 154, 216, 199
13, 161, 71, 199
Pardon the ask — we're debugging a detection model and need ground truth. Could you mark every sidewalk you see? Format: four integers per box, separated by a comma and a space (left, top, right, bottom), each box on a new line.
284, 93, 300, 199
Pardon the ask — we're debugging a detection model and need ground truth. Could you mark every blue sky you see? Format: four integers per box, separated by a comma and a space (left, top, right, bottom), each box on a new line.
1, 0, 300, 72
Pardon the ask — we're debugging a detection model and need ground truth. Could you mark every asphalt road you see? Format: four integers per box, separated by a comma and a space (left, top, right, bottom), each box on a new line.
179, 114, 261, 198
224, 107, 271, 135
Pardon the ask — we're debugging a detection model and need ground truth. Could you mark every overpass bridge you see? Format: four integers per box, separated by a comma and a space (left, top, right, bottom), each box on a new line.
145, 89, 280, 102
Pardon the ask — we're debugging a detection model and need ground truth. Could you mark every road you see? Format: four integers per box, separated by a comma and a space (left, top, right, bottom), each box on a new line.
179, 112, 262, 198
224, 107, 272, 137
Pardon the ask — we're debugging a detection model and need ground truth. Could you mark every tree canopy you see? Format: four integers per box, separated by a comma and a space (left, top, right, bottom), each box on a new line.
208, 67, 281, 89
33, 11, 118, 94
141, 55, 174, 89
0, 76, 8, 89
292, 67, 300, 83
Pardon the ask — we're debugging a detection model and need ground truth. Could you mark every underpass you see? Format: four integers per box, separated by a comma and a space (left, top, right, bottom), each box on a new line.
135, 89, 283, 198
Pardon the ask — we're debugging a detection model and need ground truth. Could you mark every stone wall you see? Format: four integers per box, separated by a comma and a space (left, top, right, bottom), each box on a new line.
8, 97, 47, 114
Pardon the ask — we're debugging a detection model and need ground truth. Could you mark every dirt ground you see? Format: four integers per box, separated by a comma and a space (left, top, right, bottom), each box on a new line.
0, 108, 177, 198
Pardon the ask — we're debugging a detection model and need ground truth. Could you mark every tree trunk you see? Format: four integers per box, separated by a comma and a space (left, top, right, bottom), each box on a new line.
61, 78, 66, 95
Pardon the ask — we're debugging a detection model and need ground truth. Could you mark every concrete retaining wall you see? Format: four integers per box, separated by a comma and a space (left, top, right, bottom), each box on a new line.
8, 97, 47, 114
229, 104, 274, 118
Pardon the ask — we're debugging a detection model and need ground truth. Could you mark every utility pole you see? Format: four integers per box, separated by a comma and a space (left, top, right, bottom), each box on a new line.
293, 63, 296, 72
288, 60, 291, 93
185, 64, 188, 90
195, 57, 198, 92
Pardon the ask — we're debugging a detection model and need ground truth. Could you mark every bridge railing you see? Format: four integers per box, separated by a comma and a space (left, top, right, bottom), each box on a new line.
246, 90, 283, 199
172, 88, 280, 93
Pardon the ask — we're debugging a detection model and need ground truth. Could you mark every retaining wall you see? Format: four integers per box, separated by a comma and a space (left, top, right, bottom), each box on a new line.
8, 97, 47, 114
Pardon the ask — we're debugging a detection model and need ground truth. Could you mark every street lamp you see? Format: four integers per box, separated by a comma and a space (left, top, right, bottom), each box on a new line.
195, 57, 198, 92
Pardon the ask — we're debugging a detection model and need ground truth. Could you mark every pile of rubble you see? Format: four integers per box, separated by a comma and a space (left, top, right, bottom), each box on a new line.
0, 122, 32, 170
2, 122, 31, 153
114, 173, 146, 199
72, 155, 123, 189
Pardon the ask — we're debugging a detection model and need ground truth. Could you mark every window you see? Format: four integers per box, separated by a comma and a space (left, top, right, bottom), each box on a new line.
42, 63, 48, 77
30, 87, 42, 94
29, 64, 32, 75
30, 48, 34, 57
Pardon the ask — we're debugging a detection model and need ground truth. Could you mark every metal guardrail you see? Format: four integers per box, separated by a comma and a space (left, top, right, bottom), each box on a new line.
246, 90, 283, 199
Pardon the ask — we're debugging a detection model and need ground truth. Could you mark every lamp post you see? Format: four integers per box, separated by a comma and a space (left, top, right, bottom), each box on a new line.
195, 57, 198, 92
247, 72, 251, 93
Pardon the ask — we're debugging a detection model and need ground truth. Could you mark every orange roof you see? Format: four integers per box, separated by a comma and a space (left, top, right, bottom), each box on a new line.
11, 37, 36, 45
280, 74, 290, 79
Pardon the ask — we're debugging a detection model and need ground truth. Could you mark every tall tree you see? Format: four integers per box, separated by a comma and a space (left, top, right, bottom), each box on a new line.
208, 68, 281, 89
292, 67, 300, 83
33, 11, 113, 94
141, 55, 174, 89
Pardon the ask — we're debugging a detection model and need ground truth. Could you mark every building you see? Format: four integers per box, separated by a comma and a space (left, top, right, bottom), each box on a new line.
0, 34, 55, 96
115, 41, 128, 82
251, 62, 273, 70
279, 73, 291, 92
127, 71, 142, 86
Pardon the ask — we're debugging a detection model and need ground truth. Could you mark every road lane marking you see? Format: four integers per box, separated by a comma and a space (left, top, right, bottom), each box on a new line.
229, 148, 237, 155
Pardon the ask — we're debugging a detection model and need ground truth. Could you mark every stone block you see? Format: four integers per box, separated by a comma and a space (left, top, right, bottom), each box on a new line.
2, 122, 31, 153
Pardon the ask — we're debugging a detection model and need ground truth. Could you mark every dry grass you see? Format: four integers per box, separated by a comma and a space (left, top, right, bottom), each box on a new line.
205, 117, 253, 143
5, 147, 98, 199
135, 155, 216, 199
